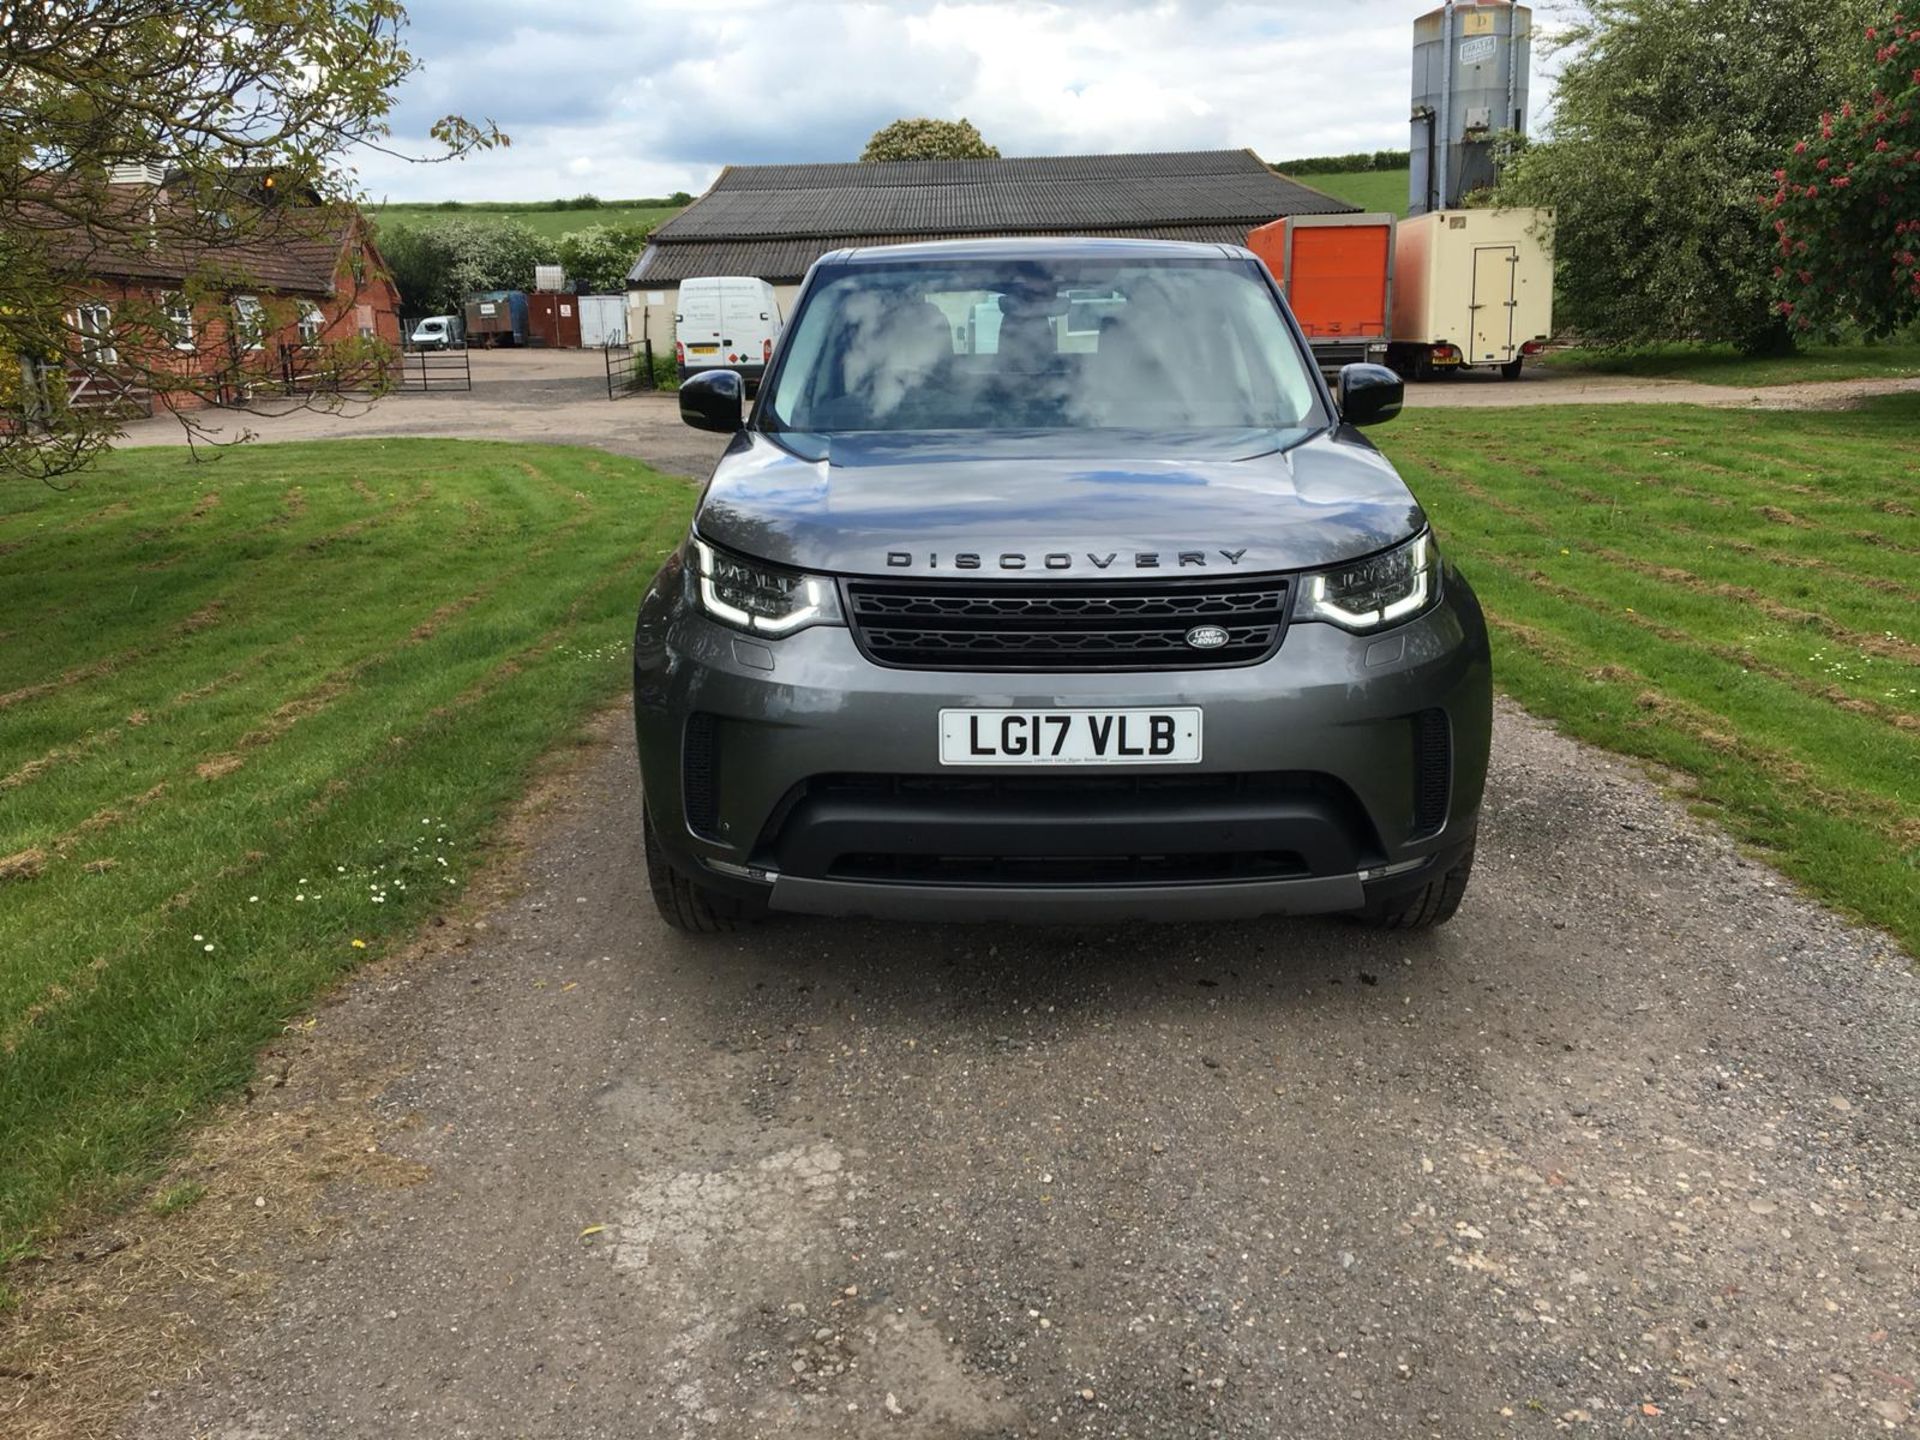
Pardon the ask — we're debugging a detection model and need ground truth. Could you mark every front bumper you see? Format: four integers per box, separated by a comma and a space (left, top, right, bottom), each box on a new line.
633, 551, 1492, 922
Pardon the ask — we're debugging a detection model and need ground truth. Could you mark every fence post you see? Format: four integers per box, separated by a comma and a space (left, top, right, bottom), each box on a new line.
643, 338, 656, 392
18, 356, 51, 426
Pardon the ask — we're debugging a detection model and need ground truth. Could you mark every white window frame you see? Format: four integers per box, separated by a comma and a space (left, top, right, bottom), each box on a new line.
298, 305, 325, 347
233, 294, 265, 351
73, 303, 116, 364
163, 292, 195, 351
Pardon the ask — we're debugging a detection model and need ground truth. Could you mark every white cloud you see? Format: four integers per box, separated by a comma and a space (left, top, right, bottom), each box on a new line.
355, 0, 1558, 201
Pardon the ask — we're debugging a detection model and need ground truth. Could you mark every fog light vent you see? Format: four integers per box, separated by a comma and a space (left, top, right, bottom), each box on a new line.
683, 712, 720, 838
1411, 708, 1451, 837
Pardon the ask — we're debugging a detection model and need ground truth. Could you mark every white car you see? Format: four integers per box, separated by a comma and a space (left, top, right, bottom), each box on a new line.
408, 315, 462, 350
674, 277, 780, 390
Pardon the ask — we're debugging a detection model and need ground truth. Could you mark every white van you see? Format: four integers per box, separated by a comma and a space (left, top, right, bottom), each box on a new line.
408, 314, 462, 350
674, 277, 781, 389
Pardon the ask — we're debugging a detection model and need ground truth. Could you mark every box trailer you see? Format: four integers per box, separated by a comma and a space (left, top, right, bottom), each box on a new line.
1247, 213, 1395, 377
463, 290, 529, 349
1389, 208, 1553, 380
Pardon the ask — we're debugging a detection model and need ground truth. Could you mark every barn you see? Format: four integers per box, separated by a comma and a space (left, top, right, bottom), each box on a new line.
623, 149, 1355, 357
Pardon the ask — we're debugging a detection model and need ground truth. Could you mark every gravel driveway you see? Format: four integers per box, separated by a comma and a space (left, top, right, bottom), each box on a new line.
83, 699, 1914, 1440
109, 350, 1920, 479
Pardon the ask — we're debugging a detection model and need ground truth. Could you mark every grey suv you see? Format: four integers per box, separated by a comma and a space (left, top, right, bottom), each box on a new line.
634, 238, 1491, 931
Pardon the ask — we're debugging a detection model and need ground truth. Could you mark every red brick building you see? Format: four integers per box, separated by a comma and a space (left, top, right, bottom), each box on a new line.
54, 171, 401, 414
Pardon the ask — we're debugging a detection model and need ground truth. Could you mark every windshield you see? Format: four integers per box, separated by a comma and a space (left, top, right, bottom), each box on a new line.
763, 257, 1322, 433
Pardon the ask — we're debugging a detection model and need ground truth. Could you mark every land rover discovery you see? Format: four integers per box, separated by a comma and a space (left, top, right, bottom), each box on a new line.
633, 238, 1492, 931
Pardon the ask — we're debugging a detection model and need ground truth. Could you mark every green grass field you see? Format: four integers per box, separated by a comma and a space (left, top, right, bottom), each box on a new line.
1287, 168, 1411, 215
1544, 341, 1920, 387
0, 441, 693, 1252
369, 201, 683, 239
1377, 399, 1920, 957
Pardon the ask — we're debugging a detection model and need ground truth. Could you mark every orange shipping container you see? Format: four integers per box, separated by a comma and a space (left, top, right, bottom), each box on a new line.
1247, 212, 1395, 373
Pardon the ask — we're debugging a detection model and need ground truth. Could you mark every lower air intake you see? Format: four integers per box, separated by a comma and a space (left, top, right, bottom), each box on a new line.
1411, 707, 1452, 837
683, 712, 720, 838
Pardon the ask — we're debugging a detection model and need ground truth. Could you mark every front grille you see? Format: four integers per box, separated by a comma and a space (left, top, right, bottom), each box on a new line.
1411, 707, 1451, 836
829, 850, 1309, 885
755, 771, 1381, 888
843, 574, 1290, 671
799, 771, 1333, 802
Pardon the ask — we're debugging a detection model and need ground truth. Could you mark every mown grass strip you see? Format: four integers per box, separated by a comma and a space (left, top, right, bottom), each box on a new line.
0, 440, 692, 1250
1378, 399, 1920, 957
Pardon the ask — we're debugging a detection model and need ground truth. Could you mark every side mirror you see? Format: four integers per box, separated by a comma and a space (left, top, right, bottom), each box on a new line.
1337, 363, 1404, 428
679, 369, 744, 433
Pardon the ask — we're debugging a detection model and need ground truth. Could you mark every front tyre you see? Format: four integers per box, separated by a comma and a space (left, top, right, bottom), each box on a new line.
1351, 844, 1475, 930
644, 809, 759, 933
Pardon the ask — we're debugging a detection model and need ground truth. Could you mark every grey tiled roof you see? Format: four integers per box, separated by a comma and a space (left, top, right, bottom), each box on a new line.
629, 224, 1266, 285
704, 150, 1281, 192
629, 150, 1351, 284
32, 179, 367, 295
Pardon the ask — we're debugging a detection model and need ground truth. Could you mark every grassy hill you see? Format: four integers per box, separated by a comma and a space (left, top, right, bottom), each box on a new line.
371, 201, 684, 239
372, 172, 1410, 238
1287, 168, 1411, 215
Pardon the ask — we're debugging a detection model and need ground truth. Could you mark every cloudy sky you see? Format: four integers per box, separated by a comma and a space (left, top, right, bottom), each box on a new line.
354, 1, 1563, 203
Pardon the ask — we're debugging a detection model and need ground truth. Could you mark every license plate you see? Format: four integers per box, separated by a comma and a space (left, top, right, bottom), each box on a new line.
687, 343, 719, 354
939, 708, 1201, 766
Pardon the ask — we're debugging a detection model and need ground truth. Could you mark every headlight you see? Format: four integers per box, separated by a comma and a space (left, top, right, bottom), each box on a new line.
691, 537, 843, 636
1295, 531, 1438, 632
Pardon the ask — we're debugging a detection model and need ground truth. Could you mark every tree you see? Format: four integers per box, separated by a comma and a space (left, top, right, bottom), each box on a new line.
556, 223, 656, 296
861, 118, 1000, 163
378, 224, 456, 318
3, 1, 503, 482
379, 219, 558, 315
1769, 19, 1920, 340
438, 219, 552, 307
1495, 0, 1879, 354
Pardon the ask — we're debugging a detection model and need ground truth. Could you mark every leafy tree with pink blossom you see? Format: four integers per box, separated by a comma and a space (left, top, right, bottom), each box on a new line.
1769, 18, 1920, 339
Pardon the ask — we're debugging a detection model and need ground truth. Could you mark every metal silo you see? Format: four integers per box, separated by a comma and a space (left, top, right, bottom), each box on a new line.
1408, 0, 1532, 216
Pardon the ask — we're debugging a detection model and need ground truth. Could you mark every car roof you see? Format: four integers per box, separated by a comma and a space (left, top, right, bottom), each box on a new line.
819, 236, 1258, 265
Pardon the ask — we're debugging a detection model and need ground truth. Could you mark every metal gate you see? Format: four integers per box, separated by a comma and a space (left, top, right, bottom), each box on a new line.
578, 295, 628, 348
604, 340, 657, 399
278, 343, 404, 398
391, 346, 472, 393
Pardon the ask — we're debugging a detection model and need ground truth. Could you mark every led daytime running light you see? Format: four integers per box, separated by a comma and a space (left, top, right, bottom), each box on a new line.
692, 538, 834, 635
1299, 532, 1435, 632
